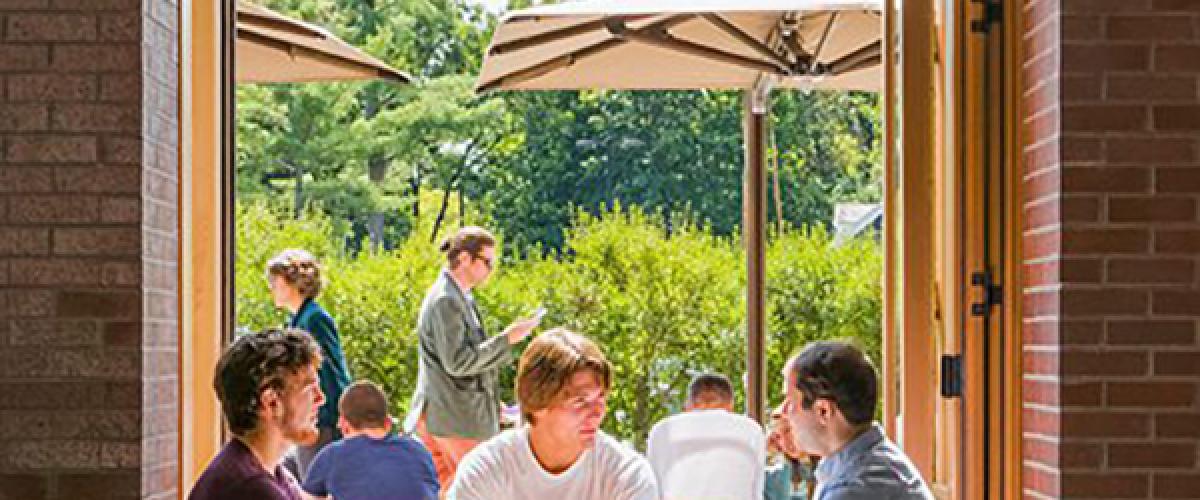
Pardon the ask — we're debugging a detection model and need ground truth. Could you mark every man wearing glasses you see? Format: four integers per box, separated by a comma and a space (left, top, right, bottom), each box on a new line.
405, 226, 541, 488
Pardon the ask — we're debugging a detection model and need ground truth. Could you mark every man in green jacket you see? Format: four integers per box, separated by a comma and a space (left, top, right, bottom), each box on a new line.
404, 226, 539, 488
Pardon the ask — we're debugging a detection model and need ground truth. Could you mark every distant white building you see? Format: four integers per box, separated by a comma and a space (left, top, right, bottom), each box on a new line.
832, 202, 883, 245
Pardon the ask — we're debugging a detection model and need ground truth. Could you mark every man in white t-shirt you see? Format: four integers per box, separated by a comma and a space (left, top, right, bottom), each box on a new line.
646, 372, 765, 500
447, 328, 659, 500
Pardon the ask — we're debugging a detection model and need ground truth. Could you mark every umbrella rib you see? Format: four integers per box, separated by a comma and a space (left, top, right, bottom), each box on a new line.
478, 37, 628, 92
488, 14, 660, 56
478, 15, 696, 92
810, 12, 838, 65
699, 13, 792, 71
826, 39, 882, 75
622, 28, 787, 75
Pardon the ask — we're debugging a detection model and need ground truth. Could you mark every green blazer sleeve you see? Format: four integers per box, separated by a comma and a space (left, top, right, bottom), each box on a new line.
426, 296, 512, 377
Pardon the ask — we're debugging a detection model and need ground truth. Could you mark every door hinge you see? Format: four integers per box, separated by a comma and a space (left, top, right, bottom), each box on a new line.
941, 355, 964, 398
970, 270, 1003, 317
970, 1, 1002, 34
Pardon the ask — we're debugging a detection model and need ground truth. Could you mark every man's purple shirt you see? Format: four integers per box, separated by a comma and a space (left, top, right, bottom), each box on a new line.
189, 438, 305, 500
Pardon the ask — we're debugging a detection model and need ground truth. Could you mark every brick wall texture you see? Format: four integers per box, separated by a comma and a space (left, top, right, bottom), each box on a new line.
0, 0, 179, 499
1023, 0, 1200, 498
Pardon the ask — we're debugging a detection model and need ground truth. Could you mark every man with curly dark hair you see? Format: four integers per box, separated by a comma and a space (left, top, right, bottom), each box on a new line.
189, 328, 325, 500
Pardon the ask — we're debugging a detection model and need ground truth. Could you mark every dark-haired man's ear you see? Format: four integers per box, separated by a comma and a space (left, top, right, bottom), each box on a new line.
813, 398, 835, 426
260, 388, 281, 417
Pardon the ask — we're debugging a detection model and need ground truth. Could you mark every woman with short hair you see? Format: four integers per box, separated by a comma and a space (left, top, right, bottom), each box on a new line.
266, 248, 352, 481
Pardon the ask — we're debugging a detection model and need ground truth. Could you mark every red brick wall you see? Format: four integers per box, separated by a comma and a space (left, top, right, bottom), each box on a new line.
0, 1, 179, 498
1022, 0, 1200, 497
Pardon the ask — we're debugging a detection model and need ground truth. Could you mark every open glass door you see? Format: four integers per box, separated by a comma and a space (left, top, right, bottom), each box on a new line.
887, 0, 1018, 498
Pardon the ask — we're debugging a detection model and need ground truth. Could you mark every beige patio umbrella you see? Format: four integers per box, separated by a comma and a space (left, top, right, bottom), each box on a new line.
236, 2, 410, 84
477, 0, 881, 423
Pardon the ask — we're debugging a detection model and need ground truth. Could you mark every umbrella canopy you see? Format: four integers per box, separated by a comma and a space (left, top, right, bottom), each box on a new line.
476, 0, 883, 424
478, 0, 880, 92
236, 2, 410, 84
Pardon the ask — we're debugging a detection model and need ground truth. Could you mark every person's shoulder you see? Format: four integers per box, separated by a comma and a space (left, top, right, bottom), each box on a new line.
462, 428, 523, 468
595, 431, 652, 469
593, 432, 659, 494
217, 474, 295, 500
387, 434, 436, 457
835, 440, 932, 499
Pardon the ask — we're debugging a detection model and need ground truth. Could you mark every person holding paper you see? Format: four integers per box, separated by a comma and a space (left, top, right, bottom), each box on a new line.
405, 226, 540, 488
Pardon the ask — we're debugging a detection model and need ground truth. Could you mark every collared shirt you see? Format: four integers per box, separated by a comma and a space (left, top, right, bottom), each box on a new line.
445, 269, 483, 328
813, 423, 934, 500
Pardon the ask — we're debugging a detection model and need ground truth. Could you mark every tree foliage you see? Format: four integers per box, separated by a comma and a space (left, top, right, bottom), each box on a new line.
236, 0, 882, 253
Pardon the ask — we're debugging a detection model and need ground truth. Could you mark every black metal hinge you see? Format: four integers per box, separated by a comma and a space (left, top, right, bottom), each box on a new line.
970, 270, 1003, 317
941, 355, 963, 398
971, 1, 1003, 34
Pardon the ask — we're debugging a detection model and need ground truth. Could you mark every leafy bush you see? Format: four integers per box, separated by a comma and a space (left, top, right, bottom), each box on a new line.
235, 201, 881, 447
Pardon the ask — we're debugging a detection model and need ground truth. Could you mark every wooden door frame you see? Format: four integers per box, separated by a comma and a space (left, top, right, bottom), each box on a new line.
179, 0, 231, 492
884, 0, 1023, 498
179, 0, 1026, 497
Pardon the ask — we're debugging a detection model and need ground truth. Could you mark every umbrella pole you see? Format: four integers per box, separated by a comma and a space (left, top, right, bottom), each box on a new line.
743, 86, 770, 424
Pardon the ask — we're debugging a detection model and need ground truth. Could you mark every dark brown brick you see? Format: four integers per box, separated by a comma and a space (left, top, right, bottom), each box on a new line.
8, 319, 101, 346
98, 13, 138, 42
52, 228, 139, 256
1061, 350, 1148, 375
1109, 197, 1196, 223
1154, 473, 1200, 498
51, 44, 139, 71
52, 103, 140, 132
1155, 44, 1200, 72
1107, 137, 1196, 164
0, 104, 49, 132
8, 195, 98, 223
1108, 319, 1196, 345
1154, 0, 1200, 11
99, 196, 140, 224
1157, 167, 1200, 193
1110, 443, 1196, 468
0, 474, 47, 500
1155, 105, 1200, 130
56, 290, 139, 319
1155, 351, 1200, 375
1063, 44, 1150, 72
6, 74, 96, 101
1156, 229, 1200, 253
0, 166, 60, 194
57, 472, 139, 499
1107, 382, 1196, 408
0, 44, 48, 71
5, 136, 97, 164
1107, 15, 1196, 41
0, 229, 49, 256
5, 13, 96, 42
1157, 413, 1200, 438
102, 322, 140, 347
1062, 167, 1150, 194
100, 136, 139, 165
0, 289, 54, 317
1063, 228, 1150, 254
1106, 75, 1198, 101
1061, 472, 1148, 497
1063, 411, 1152, 438
98, 74, 140, 102
1153, 290, 1200, 315
55, 167, 141, 194
1106, 257, 1195, 284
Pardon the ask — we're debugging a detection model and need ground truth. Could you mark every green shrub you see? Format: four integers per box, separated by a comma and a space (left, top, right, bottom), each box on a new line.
235, 200, 881, 446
